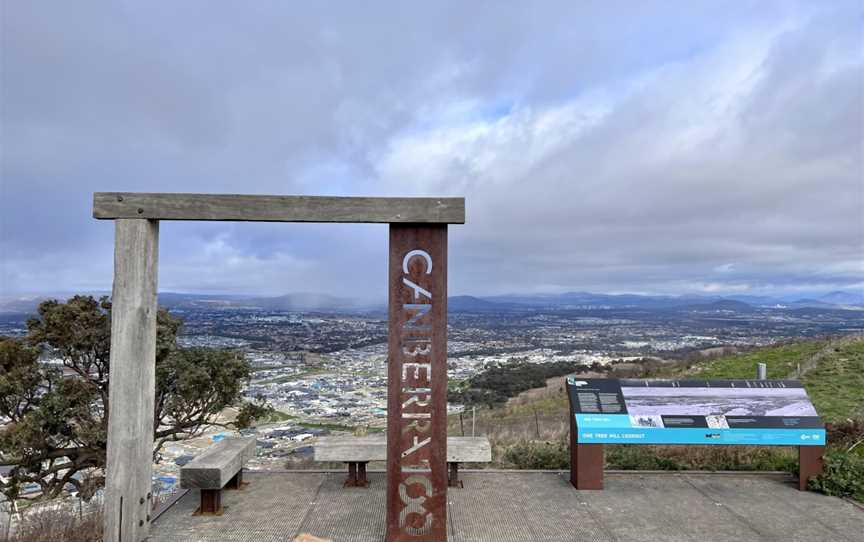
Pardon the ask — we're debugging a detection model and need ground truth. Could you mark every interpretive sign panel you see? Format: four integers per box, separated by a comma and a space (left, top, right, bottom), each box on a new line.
567, 378, 825, 446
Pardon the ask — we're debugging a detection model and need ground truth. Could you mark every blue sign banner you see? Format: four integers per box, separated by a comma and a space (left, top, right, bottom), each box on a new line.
567, 378, 825, 446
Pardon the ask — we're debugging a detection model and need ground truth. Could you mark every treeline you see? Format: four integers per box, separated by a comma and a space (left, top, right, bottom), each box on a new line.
448, 359, 599, 406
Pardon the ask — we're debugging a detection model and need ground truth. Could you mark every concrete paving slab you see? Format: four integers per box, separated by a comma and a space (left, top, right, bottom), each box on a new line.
149, 471, 863, 542
685, 474, 862, 542
150, 472, 326, 542
580, 474, 697, 541
448, 472, 616, 542
297, 472, 386, 541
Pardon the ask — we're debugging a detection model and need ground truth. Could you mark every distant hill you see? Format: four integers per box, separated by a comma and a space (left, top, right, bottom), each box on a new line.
0, 296, 51, 313
788, 298, 840, 309
158, 292, 364, 311
4, 288, 863, 314
245, 293, 359, 311
680, 299, 757, 313
157, 292, 249, 309
448, 295, 515, 312
0, 292, 110, 314
818, 290, 864, 306
483, 291, 709, 309
722, 294, 784, 305
483, 290, 864, 311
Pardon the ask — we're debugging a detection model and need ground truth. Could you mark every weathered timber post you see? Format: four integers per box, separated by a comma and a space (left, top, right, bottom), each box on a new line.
104, 219, 159, 542
386, 224, 448, 541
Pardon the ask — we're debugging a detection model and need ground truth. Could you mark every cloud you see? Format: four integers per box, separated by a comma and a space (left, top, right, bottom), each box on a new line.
1, 1, 861, 299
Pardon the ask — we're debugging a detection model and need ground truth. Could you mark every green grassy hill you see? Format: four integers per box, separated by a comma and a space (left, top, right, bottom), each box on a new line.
693, 337, 864, 422
792, 340, 864, 422
693, 341, 826, 379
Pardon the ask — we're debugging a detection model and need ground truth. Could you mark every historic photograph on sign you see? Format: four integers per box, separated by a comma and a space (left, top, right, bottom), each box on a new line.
621, 386, 818, 417
705, 415, 729, 429
629, 414, 665, 428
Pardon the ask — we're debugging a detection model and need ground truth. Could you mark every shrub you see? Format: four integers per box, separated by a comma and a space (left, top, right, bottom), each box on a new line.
2, 506, 102, 542
808, 450, 864, 502
449, 360, 590, 406
604, 444, 799, 472
605, 446, 683, 471
502, 440, 570, 469
825, 419, 864, 449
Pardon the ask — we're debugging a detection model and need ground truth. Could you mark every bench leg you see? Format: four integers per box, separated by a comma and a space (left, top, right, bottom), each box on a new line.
798, 445, 825, 491
448, 462, 463, 488
197, 489, 223, 515
226, 469, 245, 490
357, 461, 368, 486
344, 462, 370, 488
571, 443, 604, 490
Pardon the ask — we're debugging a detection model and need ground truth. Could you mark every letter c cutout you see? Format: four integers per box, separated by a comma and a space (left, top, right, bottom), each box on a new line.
403, 249, 432, 275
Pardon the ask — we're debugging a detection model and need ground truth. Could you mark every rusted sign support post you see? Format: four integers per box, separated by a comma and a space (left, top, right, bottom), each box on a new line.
94, 193, 464, 542
798, 445, 825, 491
568, 407, 604, 490
387, 225, 448, 541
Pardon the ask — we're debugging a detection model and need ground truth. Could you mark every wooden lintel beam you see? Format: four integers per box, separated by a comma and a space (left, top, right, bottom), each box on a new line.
93, 193, 465, 224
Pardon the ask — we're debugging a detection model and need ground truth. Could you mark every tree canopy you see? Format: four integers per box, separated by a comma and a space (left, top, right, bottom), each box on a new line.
0, 295, 267, 502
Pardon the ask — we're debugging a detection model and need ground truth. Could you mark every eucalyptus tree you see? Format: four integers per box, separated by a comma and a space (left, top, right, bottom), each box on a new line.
0, 295, 268, 502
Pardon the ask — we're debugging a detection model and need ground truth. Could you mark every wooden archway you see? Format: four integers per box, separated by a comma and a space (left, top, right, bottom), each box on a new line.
93, 192, 465, 541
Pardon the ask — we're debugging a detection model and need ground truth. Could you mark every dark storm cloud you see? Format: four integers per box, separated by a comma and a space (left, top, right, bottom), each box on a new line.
1, 1, 861, 299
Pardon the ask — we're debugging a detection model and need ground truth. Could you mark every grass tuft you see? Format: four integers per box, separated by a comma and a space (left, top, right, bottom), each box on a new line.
2, 506, 102, 542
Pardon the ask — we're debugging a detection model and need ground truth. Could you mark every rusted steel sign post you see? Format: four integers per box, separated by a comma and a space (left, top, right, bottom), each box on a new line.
387, 225, 448, 541
93, 193, 463, 542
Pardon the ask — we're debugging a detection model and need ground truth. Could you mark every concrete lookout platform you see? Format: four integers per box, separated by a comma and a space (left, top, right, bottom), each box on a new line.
149, 471, 863, 542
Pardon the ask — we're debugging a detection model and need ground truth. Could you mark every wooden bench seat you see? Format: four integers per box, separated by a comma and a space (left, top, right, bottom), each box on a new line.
314, 436, 491, 488
180, 437, 256, 515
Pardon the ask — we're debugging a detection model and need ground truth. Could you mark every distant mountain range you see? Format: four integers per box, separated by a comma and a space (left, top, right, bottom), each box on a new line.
0, 291, 366, 313
1, 289, 862, 314
455, 290, 863, 311
157, 292, 362, 311
151, 289, 864, 312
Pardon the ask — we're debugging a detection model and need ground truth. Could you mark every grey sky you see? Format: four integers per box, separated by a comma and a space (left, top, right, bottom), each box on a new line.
1, 1, 862, 300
